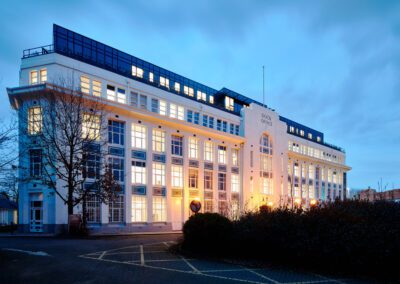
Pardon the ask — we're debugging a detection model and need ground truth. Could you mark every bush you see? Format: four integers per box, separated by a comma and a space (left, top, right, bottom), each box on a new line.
180, 200, 400, 280
182, 213, 233, 255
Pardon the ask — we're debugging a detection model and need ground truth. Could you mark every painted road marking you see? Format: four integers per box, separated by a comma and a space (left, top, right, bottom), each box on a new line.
79, 242, 358, 284
2, 248, 50, 256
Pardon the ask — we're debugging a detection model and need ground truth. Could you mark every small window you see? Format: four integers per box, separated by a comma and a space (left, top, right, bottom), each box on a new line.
151, 99, 159, 113
139, 95, 147, 109
225, 96, 234, 111
80, 76, 90, 94
30, 70, 38, 85
160, 76, 169, 89
117, 88, 126, 104
28, 106, 43, 135
92, 80, 102, 97
149, 72, 154, 82
174, 82, 180, 92
159, 100, 167, 116
209, 95, 214, 104
132, 65, 144, 78
197, 90, 206, 101
300, 130, 305, 136
40, 69, 47, 82
308, 133, 313, 139
130, 92, 138, 107
107, 85, 116, 101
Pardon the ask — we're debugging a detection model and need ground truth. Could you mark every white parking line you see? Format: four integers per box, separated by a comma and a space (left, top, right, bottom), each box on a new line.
140, 245, 145, 266
241, 266, 280, 284
98, 251, 107, 260
2, 248, 50, 257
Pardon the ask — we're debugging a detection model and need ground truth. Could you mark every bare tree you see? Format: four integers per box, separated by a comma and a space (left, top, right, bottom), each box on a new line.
20, 77, 120, 227
0, 116, 18, 171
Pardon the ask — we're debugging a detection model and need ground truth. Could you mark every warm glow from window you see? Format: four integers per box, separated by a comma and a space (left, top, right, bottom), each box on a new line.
174, 82, 180, 92
149, 72, 154, 82
209, 95, 214, 104
28, 106, 42, 135
132, 124, 147, 149
188, 137, 198, 159
132, 65, 144, 78
92, 80, 102, 97
152, 129, 165, 153
40, 69, 47, 82
160, 76, 169, 89
225, 96, 234, 111
197, 90, 206, 101
132, 196, 147, 222
30, 70, 38, 85
171, 165, 183, 188
152, 163, 165, 186
82, 114, 100, 140
159, 100, 167, 116
80, 76, 90, 94
204, 141, 213, 162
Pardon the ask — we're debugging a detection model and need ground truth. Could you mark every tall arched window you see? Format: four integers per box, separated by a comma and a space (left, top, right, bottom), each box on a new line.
260, 134, 273, 195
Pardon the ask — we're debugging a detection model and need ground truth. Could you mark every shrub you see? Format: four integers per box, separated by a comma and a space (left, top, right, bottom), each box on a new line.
180, 200, 400, 280
182, 213, 233, 255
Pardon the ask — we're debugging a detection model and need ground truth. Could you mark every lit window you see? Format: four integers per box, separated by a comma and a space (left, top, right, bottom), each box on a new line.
189, 169, 198, 189
289, 126, 295, 133
225, 96, 234, 111
107, 85, 116, 101
149, 72, 154, 82
209, 95, 214, 104
152, 129, 165, 153
184, 86, 194, 97
177, 106, 184, 120
132, 65, 144, 78
117, 88, 126, 104
132, 161, 146, 184
160, 76, 169, 89
40, 69, 47, 82
204, 141, 213, 162
308, 165, 314, 180
131, 124, 146, 149
30, 70, 38, 85
300, 130, 305, 136
82, 114, 100, 140
261, 177, 273, 195
92, 80, 102, 97
188, 137, 198, 159
109, 195, 124, 223
204, 200, 213, 212
169, 103, 177, 119
308, 133, 312, 139
132, 195, 147, 222
152, 163, 165, 186
218, 173, 226, 191
28, 106, 42, 135
231, 174, 239, 193
204, 171, 213, 190
232, 148, 239, 166
171, 135, 183, 156
174, 82, 180, 92
159, 100, 167, 116
197, 90, 206, 101
317, 136, 321, 142
171, 165, 183, 188
218, 145, 226, 164
153, 196, 166, 222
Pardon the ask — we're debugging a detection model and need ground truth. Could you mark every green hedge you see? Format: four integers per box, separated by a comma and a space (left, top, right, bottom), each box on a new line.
181, 200, 400, 280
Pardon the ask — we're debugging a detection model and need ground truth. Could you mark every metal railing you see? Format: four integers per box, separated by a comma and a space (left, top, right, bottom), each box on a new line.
22, 44, 54, 58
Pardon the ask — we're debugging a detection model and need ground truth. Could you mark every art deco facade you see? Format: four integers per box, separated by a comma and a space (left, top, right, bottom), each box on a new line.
8, 25, 351, 233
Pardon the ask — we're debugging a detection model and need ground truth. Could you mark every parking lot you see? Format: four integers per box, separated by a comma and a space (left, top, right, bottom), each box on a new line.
0, 235, 364, 284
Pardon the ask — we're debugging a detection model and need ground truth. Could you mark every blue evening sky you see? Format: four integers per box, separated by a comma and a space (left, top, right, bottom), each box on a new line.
0, 0, 399, 190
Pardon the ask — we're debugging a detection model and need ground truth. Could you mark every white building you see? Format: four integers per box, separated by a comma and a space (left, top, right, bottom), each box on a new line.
8, 25, 350, 234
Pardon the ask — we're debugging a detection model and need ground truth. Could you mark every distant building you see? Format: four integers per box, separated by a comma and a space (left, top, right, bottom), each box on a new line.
0, 195, 17, 226
7, 25, 351, 234
358, 188, 400, 202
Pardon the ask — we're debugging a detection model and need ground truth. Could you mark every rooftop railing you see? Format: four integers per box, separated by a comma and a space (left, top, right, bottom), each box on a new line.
22, 44, 54, 59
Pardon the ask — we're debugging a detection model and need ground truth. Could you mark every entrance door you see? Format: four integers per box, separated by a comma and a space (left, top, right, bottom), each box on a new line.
30, 200, 43, 232
171, 198, 183, 231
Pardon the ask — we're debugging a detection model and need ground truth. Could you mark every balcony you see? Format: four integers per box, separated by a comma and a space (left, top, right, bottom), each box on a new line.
23, 44, 54, 59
